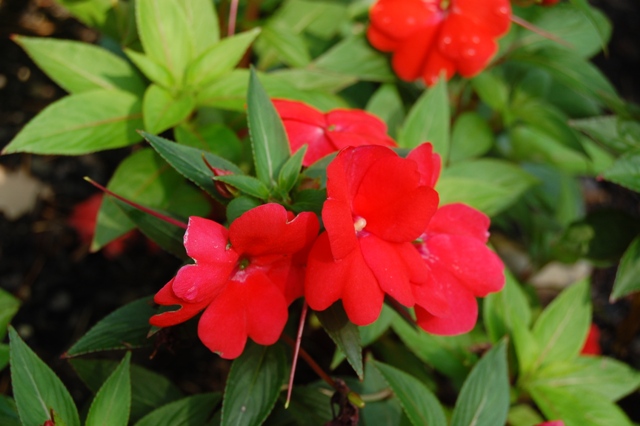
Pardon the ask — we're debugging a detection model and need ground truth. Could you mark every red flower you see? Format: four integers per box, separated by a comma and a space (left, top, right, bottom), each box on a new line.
272, 99, 396, 167
305, 144, 440, 325
408, 145, 505, 334
150, 203, 319, 359
580, 323, 602, 356
367, 0, 511, 86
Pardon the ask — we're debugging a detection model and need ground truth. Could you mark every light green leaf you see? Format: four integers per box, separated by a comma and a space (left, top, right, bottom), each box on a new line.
9, 327, 80, 426
531, 279, 591, 370
366, 84, 405, 139
2, 90, 143, 155
370, 360, 447, 426
313, 35, 394, 82
136, 0, 193, 81
611, 236, 640, 301
70, 358, 184, 423
530, 356, 640, 402
64, 297, 155, 357
185, 28, 261, 90
472, 70, 509, 112
125, 48, 175, 88
179, 0, 220, 55
269, 69, 356, 93
530, 386, 633, 426
221, 343, 287, 426
143, 84, 195, 134
85, 352, 131, 426
398, 77, 450, 160
450, 111, 494, 163
247, 69, 291, 187
570, 115, 636, 154
512, 313, 541, 377
134, 393, 221, 426
14, 36, 145, 94
316, 303, 363, 379
0, 288, 20, 340
567, 0, 610, 54
483, 271, 531, 343
437, 159, 538, 216
259, 23, 311, 68
602, 149, 640, 193
55, 0, 136, 44
450, 340, 510, 426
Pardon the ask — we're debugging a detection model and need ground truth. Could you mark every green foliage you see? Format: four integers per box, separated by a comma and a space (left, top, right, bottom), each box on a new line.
85, 353, 131, 426
316, 303, 363, 380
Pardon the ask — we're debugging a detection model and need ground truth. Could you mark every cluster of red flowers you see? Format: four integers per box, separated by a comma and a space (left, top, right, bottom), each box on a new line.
367, 0, 512, 86
150, 99, 504, 358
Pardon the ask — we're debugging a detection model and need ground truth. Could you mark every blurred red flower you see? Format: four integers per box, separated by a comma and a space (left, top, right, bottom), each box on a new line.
150, 203, 319, 359
536, 421, 565, 426
367, 0, 511, 86
580, 323, 602, 356
272, 99, 396, 167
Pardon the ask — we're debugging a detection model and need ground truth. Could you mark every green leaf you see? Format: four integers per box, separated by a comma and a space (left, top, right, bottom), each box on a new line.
472, 70, 509, 112
14, 36, 145, 95
259, 23, 311, 68
9, 327, 80, 426
283, 383, 333, 426
0, 288, 20, 340
70, 358, 184, 423
507, 404, 545, 426
313, 35, 394, 82
277, 146, 307, 195
144, 131, 242, 200
0, 344, 9, 371
602, 149, 640, 192
0, 395, 20, 426
360, 360, 404, 426
450, 339, 509, 426
55, 0, 137, 45
136, 0, 193, 82
125, 48, 175, 88
110, 197, 188, 259
269, 69, 356, 93
92, 147, 211, 250
315, 302, 363, 379
370, 360, 447, 426
570, 115, 639, 154
247, 68, 291, 187
398, 77, 450, 160
531, 279, 591, 370
611, 236, 640, 301
530, 386, 633, 426
2, 90, 143, 155
175, 122, 242, 162
366, 84, 405, 139
567, 0, 610, 54
450, 111, 494, 163
179, 0, 220, 55
214, 175, 271, 200
134, 393, 221, 426
85, 353, 131, 426
221, 343, 287, 426
529, 356, 640, 402
65, 297, 155, 357
483, 271, 531, 343
226, 196, 262, 223
437, 159, 538, 216
185, 28, 261, 90
512, 313, 541, 377
143, 84, 195, 134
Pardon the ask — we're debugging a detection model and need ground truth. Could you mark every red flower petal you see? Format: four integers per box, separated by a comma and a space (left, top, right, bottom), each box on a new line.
305, 232, 348, 312
427, 203, 489, 242
580, 323, 602, 356
369, 0, 441, 42
420, 45, 457, 86
171, 263, 232, 303
322, 198, 359, 260
150, 279, 210, 327
406, 143, 441, 188
366, 25, 401, 52
243, 274, 289, 345
229, 203, 319, 258
184, 216, 235, 264
326, 109, 393, 142
452, 0, 511, 36
272, 99, 325, 127
340, 245, 385, 326
391, 24, 440, 81
264, 259, 306, 304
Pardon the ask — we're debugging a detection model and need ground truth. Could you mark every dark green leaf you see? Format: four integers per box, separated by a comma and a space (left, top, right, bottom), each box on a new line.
221, 343, 287, 426
567, 0, 610, 54
531, 279, 591, 370
291, 189, 325, 216
143, 84, 195, 134
0, 288, 20, 340
0, 344, 9, 371
361, 360, 404, 426
9, 327, 80, 426
70, 358, 183, 423
437, 159, 538, 216
85, 352, 131, 426
0, 395, 20, 426
366, 84, 405, 139
214, 175, 271, 200
450, 111, 494, 163
134, 393, 221, 426
450, 340, 509, 426
65, 297, 155, 357
247, 68, 291, 187
611, 236, 640, 301
370, 360, 447, 426
283, 383, 333, 426
14, 36, 145, 94
2, 90, 142, 155
398, 77, 450, 160
530, 386, 633, 426
277, 146, 307, 194
226, 196, 262, 223
602, 149, 640, 192
570, 116, 636, 154
315, 303, 363, 379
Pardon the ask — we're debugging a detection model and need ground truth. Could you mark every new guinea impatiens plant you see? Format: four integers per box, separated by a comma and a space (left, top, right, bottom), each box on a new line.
3, 0, 640, 425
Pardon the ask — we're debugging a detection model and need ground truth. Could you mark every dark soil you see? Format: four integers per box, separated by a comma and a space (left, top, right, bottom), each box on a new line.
1, 0, 640, 419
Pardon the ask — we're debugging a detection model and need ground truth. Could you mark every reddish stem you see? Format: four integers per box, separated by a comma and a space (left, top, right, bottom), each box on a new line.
285, 302, 308, 408
510, 14, 573, 49
228, 0, 239, 36
282, 334, 336, 389
84, 178, 188, 230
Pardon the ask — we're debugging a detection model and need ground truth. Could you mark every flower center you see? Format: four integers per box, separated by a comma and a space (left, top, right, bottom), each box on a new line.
238, 257, 250, 270
327, 124, 337, 132
439, 0, 451, 10
353, 216, 367, 233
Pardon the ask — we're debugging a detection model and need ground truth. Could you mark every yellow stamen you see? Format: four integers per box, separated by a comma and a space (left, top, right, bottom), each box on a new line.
354, 217, 367, 232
